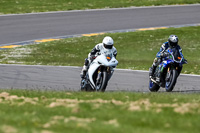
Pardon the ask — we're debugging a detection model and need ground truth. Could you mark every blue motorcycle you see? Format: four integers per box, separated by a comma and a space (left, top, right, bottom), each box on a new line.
149, 48, 187, 92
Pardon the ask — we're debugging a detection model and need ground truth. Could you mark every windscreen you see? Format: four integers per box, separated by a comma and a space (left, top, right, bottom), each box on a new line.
171, 47, 181, 62
101, 49, 113, 61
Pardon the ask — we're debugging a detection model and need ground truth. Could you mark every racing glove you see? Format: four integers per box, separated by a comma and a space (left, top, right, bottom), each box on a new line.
160, 52, 170, 57
90, 55, 96, 60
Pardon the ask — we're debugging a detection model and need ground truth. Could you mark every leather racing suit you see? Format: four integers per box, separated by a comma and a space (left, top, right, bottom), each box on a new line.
80, 43, 117, 78
149, 41, 184, 81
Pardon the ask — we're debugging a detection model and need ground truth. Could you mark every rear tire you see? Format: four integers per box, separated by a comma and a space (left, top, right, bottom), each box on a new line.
80, 78, 93, 92
165, 69, 178, 92
149, 79, 160, 92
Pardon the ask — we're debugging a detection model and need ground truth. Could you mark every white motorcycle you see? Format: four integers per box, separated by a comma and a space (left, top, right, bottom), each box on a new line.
80, 50, 118, 92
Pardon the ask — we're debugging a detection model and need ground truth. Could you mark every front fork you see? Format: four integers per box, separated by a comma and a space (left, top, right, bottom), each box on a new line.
165, 67, 171, 81
96, 67, 112, 84
165, 66, 180, 81
96, 70, 102, 85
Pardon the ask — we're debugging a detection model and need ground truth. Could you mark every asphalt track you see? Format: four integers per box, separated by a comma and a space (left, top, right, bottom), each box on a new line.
0, 64, 200, 92
0, 4, 200, 45
0, 5, 200, 92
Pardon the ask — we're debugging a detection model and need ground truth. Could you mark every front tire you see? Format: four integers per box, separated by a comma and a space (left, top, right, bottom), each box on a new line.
165, 69, 178, 92
96, 71, 108, 92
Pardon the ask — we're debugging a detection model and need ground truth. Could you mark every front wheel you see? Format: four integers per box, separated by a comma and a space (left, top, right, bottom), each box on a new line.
165, 68, 178, 92
96, 71, 108, 92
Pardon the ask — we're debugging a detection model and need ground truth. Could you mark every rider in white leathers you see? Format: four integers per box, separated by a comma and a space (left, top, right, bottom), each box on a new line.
80, 36, 117, 78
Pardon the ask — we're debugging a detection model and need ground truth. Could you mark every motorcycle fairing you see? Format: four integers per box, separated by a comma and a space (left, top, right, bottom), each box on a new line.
160, 48, 184, 72
88, 62, 100, 88
88, 54, 118, 89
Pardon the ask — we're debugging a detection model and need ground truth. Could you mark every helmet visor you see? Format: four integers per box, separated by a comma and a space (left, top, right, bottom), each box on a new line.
169, 42, 177, 47
104, 44, 113, 49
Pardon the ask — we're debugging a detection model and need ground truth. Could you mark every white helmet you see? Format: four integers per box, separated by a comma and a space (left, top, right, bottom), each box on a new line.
102, 36, 114, 49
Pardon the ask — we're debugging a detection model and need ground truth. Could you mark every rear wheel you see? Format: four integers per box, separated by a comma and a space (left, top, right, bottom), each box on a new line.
80, 78, 93, 92
149, 79, 160, 92
80, 78, 86, 91
165, 68, 178, 92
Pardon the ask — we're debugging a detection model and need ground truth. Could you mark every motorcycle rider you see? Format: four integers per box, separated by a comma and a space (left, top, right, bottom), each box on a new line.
149, 35, 187, 82
80, 36, 117, 78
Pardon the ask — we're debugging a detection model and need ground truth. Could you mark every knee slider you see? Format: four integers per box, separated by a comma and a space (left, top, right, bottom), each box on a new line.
84, 58, 89, 66
154, 58, 158, 63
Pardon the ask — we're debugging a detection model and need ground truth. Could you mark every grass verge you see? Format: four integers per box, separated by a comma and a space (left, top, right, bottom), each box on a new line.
0, 89, 200, 133
0, 0, 200, 14
0, 26, 200, 74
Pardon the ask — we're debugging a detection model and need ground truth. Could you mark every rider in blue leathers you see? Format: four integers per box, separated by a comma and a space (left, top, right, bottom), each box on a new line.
149, 35, 187, 82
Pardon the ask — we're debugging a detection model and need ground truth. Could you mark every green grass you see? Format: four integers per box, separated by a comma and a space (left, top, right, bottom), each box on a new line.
1, 26, 200, 74
0, 0, 200, 14
0, 89, 200, 133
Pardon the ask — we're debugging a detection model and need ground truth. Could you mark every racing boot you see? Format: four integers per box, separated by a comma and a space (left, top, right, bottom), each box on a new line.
80, 65, 87, 78
156, 77, 160, 82
80, 58, 89, 78
149, 58, 159, 78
